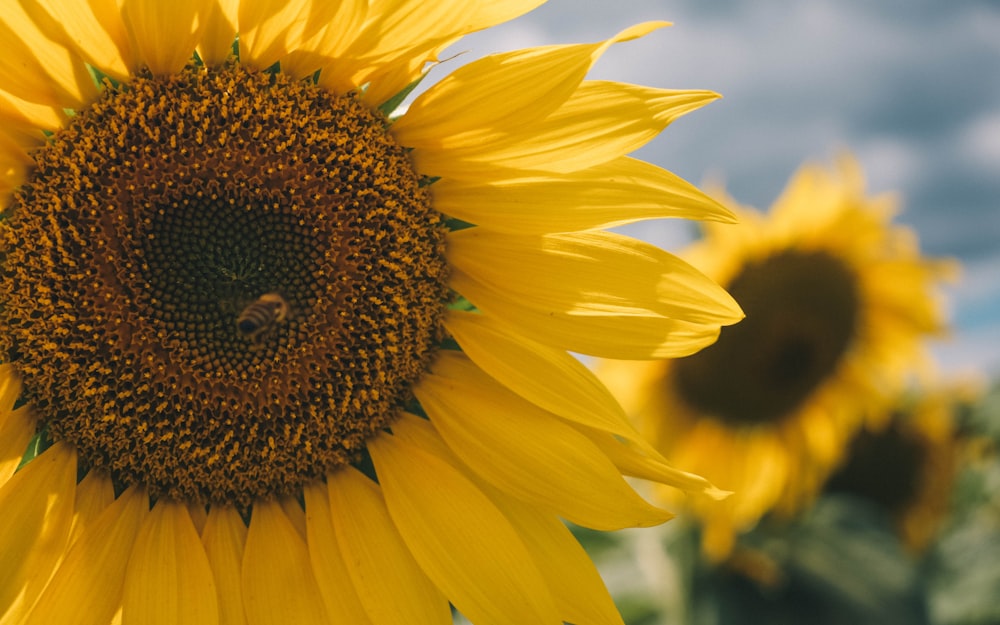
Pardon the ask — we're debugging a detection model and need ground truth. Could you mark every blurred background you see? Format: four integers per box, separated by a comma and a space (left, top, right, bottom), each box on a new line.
433, 2, 1000, 624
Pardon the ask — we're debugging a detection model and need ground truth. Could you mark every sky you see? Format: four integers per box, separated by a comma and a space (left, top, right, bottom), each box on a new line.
431, 0, 1000, 377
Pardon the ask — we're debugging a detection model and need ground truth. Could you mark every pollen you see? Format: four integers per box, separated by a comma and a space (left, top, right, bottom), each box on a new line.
0, 63, 450, 506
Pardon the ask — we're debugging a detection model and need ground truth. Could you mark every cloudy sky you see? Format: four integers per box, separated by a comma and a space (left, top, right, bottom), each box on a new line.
432, 0, 1000, 376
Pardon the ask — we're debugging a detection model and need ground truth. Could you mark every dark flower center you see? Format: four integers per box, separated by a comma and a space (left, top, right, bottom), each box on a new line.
672, 250, 859, 426
824, 417, 927, 515
0, 63, 450, 505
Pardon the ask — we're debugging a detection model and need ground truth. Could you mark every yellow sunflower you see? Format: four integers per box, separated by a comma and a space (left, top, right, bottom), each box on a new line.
824, 382, 976, 553
598, 154, 953, 560
0, 1, 746, 624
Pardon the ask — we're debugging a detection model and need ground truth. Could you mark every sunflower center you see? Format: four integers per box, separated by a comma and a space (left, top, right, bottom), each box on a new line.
0, 63, 449, 505
671, 250, 859, 426
824, 417, 926, 515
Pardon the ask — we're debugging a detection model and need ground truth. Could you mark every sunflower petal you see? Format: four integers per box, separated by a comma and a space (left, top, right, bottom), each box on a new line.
368, 429, 563, 625
461, 284, 722, 359
442, 311, 725, 500
411, 82, 719, 177
24, 486, 148, 625
238, 0, 344, 73
0, 90, 64, 137
344, 0, 475, 67
464, 0, 548, 32
432, 156, 735, 232
20, 0, 134, 80
312, 0, 474, 97
581, 428, 731, 499
302, 483, 373, 625
0, 420, 31, 492
121, 500, 219, 625
280, 0, 369, 79
384, 414, 629, 625
0, 443, 76, 622
120, 0, 207, 75
444, 310, 644, 444
70, 470, 116, 544
0, 366, 34, 489
326, 469, 452, 625
451, 228, 740, 325
487, 490, 627, 625
0, 363, 23, 411
394, 22, 668, 145
471, 232, 729, 323
279, 495, 307, 540
0, 2, 97, 108
414, 351, 672, 529
242, 499, 329, 625
201, 506, 249, 625
197, 0, 239, 66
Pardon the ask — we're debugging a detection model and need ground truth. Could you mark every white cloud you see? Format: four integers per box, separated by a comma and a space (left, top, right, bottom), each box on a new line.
855, 136, 926, 194
958, 111, 1000, 173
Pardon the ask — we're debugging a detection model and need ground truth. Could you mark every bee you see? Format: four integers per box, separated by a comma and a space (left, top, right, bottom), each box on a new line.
236, 292, 289, 343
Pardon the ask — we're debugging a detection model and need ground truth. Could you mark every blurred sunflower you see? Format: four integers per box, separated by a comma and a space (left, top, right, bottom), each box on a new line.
0, 2, 745, 624
598, 155, 953, 560
825, 383, 974, 553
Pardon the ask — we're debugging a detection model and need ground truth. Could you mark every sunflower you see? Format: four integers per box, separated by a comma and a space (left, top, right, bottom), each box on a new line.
598, 154, 953, 560
0, 1, 747, 623
824, 382, 975, 553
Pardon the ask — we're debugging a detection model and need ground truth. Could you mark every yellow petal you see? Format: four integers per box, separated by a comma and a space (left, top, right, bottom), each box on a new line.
345, 0, 475, 67
464, 0, 548, 32
0, 135, 33, 203
486, 490, 626, 625
279, 495, 307, 540
20, 0, 134, 80
280, 0, 369, 79
301, 483, 373, 625
394, 22, 668, 146
412, 82, 718, 177
201, 506, 249, 625
0, 407, 36, 491
69, 470, 116, 544
120, 0, 206, 75
368, 429, 563, 625
444, 309, 728, 504
238, 0, 338, 72
327, 468, 452, 625
392, 414, 627, 625
242, 499, 329, 625
431, 156, 735, 232
0, 90, 64, 136
0, 363, 22, 411
444, 310, 645, 445
448, 228, 742, 358
414, 351, 672, 529
0, 443, 76, 622
448, 228, 742, 325
581, 428, 730, 499
197, 0, 239, 66
0, 365, 32, 489
468, 284, 722, 358
25, 486, 148, 625
319, 0, 476, 97
0, 2, 97, 108
187, 503, 208, 535
121, 500, 219, 625
308, 0, 368, 58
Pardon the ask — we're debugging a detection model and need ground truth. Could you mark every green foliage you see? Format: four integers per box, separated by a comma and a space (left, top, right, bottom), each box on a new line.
926, 383, 1000, 625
